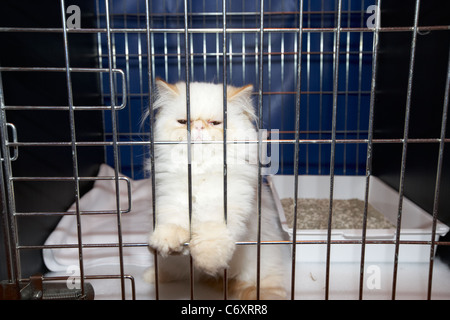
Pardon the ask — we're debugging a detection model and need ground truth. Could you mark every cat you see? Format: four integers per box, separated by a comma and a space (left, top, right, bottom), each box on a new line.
144, 79, 290, 299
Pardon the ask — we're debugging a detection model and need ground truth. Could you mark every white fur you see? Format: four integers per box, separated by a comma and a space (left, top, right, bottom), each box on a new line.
146, 80, 290, 299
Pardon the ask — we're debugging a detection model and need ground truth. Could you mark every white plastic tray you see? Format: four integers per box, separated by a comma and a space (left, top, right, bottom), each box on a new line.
268, 175, 449, 262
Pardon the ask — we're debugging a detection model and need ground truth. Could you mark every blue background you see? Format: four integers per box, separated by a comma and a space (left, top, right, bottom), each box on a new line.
96, 0, 375, 179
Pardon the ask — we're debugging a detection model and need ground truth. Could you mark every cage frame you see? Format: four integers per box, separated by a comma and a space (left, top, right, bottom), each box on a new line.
0, 0, 449, 300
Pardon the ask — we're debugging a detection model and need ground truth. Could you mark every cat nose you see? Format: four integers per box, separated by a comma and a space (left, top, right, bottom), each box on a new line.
192, 120, 205, 130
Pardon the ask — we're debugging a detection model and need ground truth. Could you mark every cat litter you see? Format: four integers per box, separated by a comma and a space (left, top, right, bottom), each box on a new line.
281, 198, 394, 230
268, 175, 449, 263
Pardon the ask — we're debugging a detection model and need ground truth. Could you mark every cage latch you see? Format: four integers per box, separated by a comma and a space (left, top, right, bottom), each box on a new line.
0, 123, 18, 162
0, 274, 95, 300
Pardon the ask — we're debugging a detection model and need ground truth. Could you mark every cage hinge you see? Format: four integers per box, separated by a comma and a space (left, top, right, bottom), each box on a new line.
0, 274, 95, 300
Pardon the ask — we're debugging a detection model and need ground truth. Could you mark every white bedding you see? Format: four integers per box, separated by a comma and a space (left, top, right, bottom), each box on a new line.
43, 164, 154, 272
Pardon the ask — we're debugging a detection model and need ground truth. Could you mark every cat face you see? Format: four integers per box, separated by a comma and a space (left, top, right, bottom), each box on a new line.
153, 79, 256, 143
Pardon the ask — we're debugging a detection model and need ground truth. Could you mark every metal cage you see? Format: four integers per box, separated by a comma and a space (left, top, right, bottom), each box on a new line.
0, 0, 450, 300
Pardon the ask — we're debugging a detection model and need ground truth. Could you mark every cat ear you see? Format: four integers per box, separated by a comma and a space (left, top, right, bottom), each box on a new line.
155, 77, 179, 97
227, 84, 253, 101
227, 84, 257, 122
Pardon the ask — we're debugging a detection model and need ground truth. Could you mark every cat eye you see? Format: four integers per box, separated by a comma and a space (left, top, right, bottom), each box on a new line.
208, 121, 222, 126
177, 119, 187, 125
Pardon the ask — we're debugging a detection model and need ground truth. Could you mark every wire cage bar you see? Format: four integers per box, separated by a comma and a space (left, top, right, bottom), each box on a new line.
0, 0, 449, 300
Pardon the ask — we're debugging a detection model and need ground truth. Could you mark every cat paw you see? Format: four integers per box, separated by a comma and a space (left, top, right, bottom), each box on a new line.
148, 224, 190, 257
189, 222, 236, 276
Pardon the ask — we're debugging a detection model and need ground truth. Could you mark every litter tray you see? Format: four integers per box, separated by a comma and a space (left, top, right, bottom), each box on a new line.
268, 175, 449, 263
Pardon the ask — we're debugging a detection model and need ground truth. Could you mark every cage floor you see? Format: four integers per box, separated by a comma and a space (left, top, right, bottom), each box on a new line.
45, 258, 450, 300
42, 164, 450, 300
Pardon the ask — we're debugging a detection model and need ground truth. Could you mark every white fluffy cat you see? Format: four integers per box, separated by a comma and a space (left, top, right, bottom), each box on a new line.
144, 79, 290, 299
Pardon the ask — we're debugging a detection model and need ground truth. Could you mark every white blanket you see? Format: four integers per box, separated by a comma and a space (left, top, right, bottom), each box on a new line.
43, 164, 154, 272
